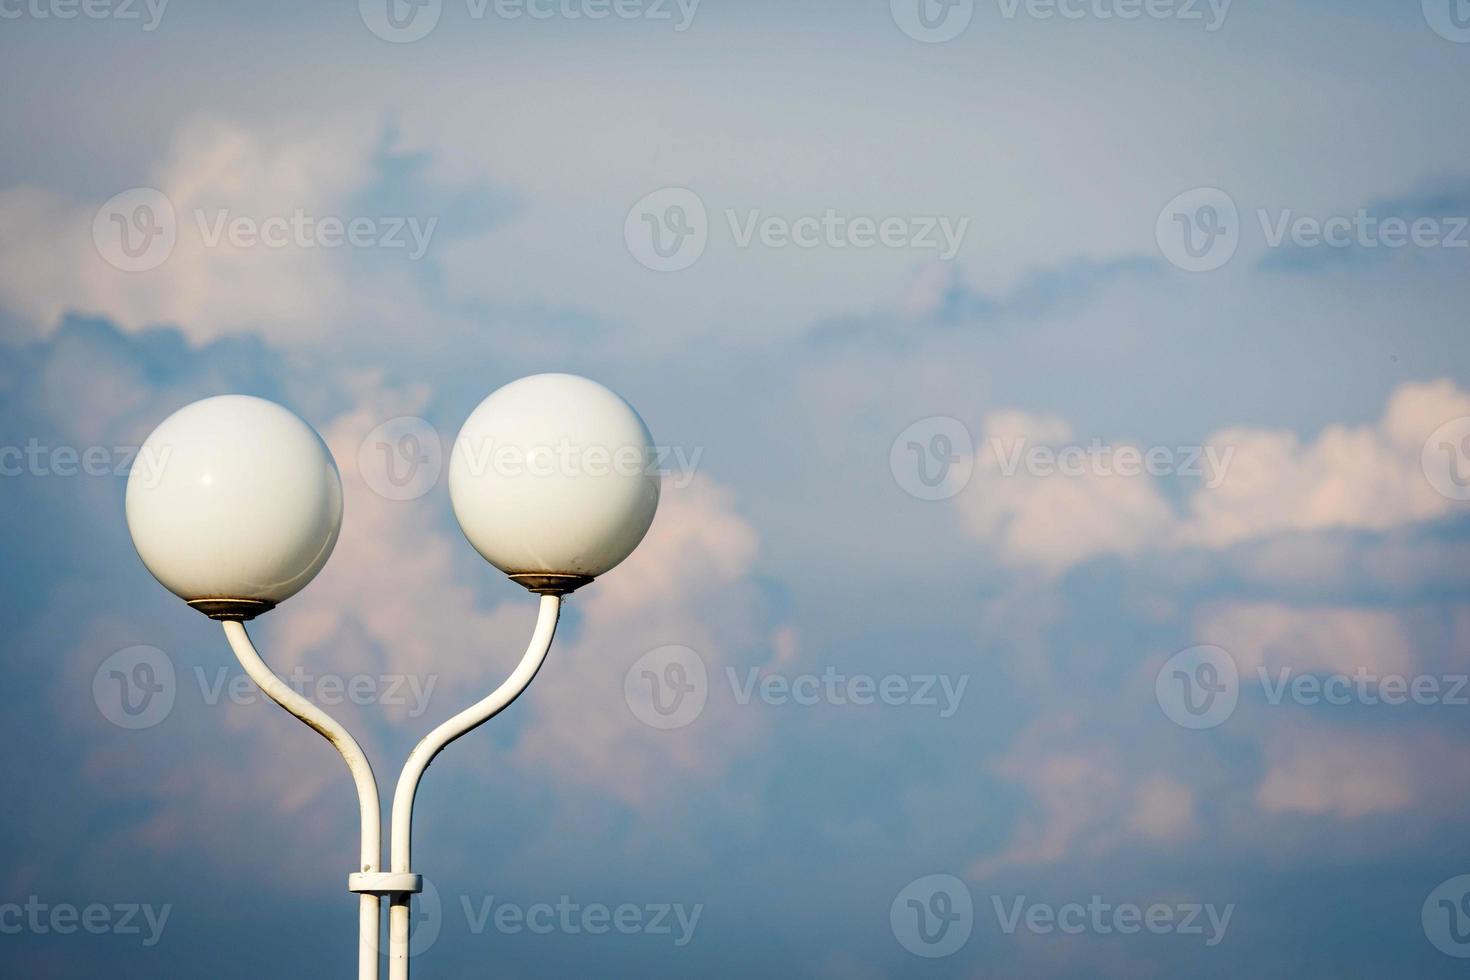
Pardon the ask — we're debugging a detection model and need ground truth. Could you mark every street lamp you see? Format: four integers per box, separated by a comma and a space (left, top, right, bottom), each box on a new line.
125, 375, 660, 980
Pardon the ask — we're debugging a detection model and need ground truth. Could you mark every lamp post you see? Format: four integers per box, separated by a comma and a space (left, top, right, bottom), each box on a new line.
124, 374, 660, 979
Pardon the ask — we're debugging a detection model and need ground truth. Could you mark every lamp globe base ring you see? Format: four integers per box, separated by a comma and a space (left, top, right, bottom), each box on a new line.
508, 573, 594, 596
187, 598, 278, 621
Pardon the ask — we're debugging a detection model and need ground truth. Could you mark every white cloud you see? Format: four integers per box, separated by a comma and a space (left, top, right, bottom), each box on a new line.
971, 747, 1121, 878
1179, 380, 1470, 549
1195, 602, 1417, 678
970, 718, 1196, 879
1254, 728, 1416, 819
0, 116, 441, 345
1128, 775, 1198, 844
959, 409, 1179, 576
957, 380, 1470, 576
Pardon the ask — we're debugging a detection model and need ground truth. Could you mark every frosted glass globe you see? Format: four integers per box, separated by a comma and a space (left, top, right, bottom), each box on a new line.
126, 395, 343, 609
449, 374, 660, 590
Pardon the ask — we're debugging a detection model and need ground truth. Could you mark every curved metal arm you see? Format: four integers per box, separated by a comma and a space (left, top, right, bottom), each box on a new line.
386, 593, 561, 980
222, 620, 383, 980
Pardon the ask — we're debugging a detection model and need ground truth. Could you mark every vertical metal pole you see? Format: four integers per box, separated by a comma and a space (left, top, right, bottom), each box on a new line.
387, 594, 562, 979
222, 620, 384, 980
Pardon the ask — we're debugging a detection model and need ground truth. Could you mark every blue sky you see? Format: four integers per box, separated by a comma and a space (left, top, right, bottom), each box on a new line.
3, 1, 1470, 976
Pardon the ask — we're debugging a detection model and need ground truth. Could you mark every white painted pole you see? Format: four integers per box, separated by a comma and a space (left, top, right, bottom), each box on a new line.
222, 620, 383, 980
386, 594, 562, 979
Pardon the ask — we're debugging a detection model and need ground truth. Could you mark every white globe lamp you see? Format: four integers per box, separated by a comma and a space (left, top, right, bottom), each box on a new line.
125, 394, 343, 619
448, 373, 660, 594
